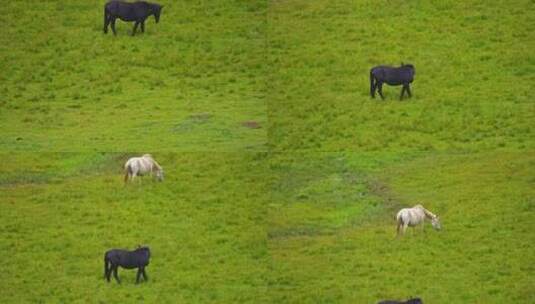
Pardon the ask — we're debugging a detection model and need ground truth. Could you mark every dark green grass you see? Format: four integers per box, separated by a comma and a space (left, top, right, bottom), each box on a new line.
0, 1, 267, 151
267, 0, 534, 151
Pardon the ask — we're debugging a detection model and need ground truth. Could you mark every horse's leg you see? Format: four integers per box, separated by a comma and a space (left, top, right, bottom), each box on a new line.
377, 82, 385, 100
111, 18, 117, 36
136, 268, 142, 284
141, 21, 145, 33
400, 86, 406, 100
402, 223, 408, 235
406, 84, 412, 98
142, 268, 148, 281
132, 22, 139, 36
113, 265, 121, 284
421, 221, 425, 234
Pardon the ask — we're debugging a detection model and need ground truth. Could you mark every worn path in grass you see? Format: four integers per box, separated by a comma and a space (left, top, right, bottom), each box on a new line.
268, 151, 534, 303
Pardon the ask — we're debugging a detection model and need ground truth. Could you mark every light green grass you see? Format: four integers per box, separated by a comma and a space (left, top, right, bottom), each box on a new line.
268, 151, 534, 303
267, 0, 533, 151
1, 0, 534, 303
0, 153, 270, 303
0, 1, 267, 151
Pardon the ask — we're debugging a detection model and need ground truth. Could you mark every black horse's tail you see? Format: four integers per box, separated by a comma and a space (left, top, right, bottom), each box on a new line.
370, 69, 376, 98
104, 254, 110, 279
103, 6, 109, 32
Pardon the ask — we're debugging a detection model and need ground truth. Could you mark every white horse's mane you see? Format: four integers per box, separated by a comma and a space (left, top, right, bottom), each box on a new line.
413, 204, 437, 219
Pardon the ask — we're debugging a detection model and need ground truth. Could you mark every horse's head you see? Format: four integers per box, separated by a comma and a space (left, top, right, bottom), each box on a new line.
156, 167, 164, 181
153, 4, 163, 23
431, 216, 441, 230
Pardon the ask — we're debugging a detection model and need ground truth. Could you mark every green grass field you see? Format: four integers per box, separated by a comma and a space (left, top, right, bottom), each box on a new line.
1, 0, 534, 303
0, 1, 267, 151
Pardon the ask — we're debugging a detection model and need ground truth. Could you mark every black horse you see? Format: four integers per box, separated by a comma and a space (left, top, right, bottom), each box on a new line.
370, 63, 415, 100
104, 246, 151, 284
377, 298, 423, 304
104, 1, 163, 36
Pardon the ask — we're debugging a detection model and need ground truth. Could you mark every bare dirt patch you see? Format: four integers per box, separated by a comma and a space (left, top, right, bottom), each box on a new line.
242, 121, 261, 129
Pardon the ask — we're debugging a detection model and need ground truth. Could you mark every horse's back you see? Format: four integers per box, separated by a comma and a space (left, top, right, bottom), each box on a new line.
105, 0, 121, 11
397, 207, 425, 226
105, 0, 144, 21
125, 157, 138, 169
105, 249, 127, 263
396, 208, 408, 220
105, 248, 149, 268
370, 65, 389, 77
123, 248, 150, 268
371, 65, 414, 85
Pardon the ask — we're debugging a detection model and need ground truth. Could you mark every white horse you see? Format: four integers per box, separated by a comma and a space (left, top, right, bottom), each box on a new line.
124, 154, 164, 183
396, 204, 441, 235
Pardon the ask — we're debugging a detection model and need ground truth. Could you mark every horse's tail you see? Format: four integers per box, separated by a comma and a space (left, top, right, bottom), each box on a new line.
370, 69, 376, 97
104, 254, 110, 278
104, 6, 108, 27
396, 212, 404, 224
124, 164, 131, 183
395, 212, 404, 235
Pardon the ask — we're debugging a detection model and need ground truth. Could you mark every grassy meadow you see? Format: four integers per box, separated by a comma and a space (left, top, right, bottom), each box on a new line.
267, 0, 533, 152
0, 1, 267, 151
1, 0, 534, 303
1, 152, 271, 303
268, 151, 534, 303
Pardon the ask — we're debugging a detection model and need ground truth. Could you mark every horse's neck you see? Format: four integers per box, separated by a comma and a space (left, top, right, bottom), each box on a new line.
149, 159, 161, 171
422, 208, 436, 219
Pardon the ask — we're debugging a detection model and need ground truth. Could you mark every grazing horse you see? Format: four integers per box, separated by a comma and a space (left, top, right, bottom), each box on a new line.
396, 204, 441, 236
124, 154, 164, 183
104, 246, 151, 284
378, 298, 423, 304
370, 63, 415, 100
104, 1, 163, 36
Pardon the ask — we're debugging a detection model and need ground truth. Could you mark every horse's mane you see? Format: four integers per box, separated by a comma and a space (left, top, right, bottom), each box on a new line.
143, 154, 162, 170
413, 204, 437, 218
134, 246, 151, 258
